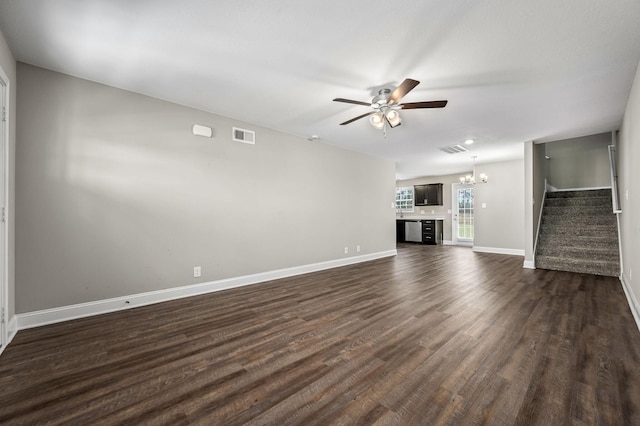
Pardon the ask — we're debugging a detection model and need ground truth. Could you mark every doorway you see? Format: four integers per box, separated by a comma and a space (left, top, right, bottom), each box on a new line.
452, 184, 474, 246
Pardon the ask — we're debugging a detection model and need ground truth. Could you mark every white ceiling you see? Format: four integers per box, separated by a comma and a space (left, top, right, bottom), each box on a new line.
1, 0, 639, 179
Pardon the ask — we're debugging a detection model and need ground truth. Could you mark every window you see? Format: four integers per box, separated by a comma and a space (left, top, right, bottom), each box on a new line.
456, 187, 474, 239
396, 187, 414, 212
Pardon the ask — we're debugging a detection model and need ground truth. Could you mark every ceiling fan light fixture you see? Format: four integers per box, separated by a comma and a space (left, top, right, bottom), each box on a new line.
369, 112, 384, 129
385, 109, 402, 127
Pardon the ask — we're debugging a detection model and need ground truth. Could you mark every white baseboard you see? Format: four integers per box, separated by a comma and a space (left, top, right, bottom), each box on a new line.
442, 240, 454, 246
472, 246, 525, 256
0, 315, 17, 356
620, 273, 640, 333
452, 241, 473, 247
523, 260, 536, 269
16, 250, 397, 330
8, 314, 17, 341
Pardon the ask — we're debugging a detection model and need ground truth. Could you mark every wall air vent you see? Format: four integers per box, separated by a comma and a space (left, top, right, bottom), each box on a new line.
232, 127, 255, 144
439, 144, 469, 154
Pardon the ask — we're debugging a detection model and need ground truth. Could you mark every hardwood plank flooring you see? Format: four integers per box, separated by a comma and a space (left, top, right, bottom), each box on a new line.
1, 244, 640, 425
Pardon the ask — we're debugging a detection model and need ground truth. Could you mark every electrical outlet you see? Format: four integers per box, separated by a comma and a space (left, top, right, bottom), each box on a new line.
193, 266, 201, 278
344, 247, 349, 254
356, 245, 361, 253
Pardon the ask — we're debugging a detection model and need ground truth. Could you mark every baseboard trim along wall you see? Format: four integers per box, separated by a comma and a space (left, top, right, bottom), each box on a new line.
620, 273, 640, 333
523, 260, 536, 269
472, 246, 525, 256
16, 250, 397, 330
0, 315, 18, 356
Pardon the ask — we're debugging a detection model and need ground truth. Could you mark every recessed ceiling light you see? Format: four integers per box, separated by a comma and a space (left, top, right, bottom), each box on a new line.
464, 139, 474, 145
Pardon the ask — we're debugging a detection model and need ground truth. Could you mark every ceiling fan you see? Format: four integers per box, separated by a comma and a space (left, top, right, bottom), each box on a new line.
333, 78, 447, 132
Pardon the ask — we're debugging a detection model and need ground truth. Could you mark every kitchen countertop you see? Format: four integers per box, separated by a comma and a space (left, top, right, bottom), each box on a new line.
396, 216, 445, 220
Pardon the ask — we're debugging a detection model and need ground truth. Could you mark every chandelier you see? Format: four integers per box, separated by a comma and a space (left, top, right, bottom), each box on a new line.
460, 156, 488, 184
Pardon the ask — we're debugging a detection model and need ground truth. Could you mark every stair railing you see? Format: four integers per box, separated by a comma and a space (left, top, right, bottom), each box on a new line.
609, 144, 622, 214
609, 136, 623, 277
533, 178, 549, 258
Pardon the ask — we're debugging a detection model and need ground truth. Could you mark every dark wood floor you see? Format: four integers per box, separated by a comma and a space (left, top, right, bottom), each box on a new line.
1, 244, 640, 425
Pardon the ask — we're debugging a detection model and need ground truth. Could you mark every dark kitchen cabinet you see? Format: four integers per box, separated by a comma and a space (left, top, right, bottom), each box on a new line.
414, 183, 443, 206
396, 220, 406, 242
396, 219, 443, 245
422, 219, 443, 245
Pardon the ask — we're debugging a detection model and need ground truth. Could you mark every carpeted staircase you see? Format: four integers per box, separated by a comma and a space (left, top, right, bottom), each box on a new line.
536, 189, 620, 277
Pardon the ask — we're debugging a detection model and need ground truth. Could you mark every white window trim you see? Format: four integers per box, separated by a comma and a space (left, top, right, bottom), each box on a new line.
395, 186, 415, 213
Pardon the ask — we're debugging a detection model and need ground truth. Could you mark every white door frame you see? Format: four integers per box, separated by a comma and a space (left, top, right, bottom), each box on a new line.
0, 65, 8, 351
451, 183, 474, 246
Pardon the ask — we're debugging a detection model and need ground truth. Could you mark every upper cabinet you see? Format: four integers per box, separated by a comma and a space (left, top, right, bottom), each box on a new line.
414, 183, 443, 206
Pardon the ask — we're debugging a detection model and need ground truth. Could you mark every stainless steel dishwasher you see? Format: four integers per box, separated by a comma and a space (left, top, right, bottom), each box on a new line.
405, 220, 423, 242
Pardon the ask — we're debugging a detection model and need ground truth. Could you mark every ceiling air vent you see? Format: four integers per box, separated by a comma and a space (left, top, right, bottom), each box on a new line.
232, 127, 255, 144
439, 144, 469, 154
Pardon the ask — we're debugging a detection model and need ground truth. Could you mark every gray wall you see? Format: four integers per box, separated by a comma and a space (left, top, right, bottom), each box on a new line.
545, 132, 612, 189
16, 63, 396, 313
473, 159, 525, 252
0, 28, 15, 320
618, 59, 640, 321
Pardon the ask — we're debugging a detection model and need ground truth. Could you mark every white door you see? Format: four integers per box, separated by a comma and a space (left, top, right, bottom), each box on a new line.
0, 66, 7, 350
452, 184, 474, 246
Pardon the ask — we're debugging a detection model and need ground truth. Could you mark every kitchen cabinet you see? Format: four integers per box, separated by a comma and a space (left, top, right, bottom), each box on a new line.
396, 219, 443, 245
414, 183, 443, 206
422, 219, 443, 245
396, 220, 406, 242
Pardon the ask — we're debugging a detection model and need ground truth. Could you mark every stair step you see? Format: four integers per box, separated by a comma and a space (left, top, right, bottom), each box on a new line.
545, 196, 612, 207
541, 214, 616, 226
537, 234, 618, 249
536, 255, 620, 277
542, 205, 613, 216
536, 245, 619, 262
546, 189, 612, 198
539, 224, 618, 238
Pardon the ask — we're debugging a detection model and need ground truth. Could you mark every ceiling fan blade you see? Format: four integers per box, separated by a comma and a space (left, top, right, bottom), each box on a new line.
333, 98, 371, 107
340, 111, 374, 125
387, 78, 420, 106
400, 100, 448, 109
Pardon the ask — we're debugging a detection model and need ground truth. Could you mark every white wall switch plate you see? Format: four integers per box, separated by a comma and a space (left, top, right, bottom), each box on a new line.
193, 266, 201, 278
